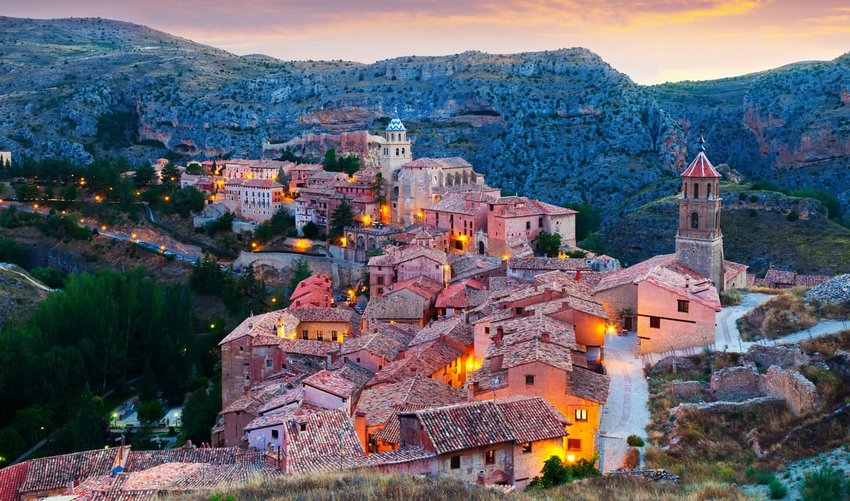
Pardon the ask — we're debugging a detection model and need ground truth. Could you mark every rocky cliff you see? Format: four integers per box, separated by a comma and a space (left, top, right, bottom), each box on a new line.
1, 17, 849, 236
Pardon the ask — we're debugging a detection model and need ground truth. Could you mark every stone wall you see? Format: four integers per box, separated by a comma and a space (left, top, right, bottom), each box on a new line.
672, 380, 703, 400
760, 365, 818, 416
710, 365, 762, 401
746, 344, 809, 369
234, 251, 367, 289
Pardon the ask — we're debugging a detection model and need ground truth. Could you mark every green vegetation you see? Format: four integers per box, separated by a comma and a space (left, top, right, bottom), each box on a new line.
302, 220, 320, 239
289, 258, 313, 293
0, 235, 27, 265
750, 181, 844, 225
580, 231, 607, 255
737, 288, 818, 341
0, 269, 217, 465
330, 197, 354, 239
322, 148, 360, 176
74, 384, 103, 452
564, 202, 601, 242
253, 208, 297, 243
203, 211, 235, 236
190, 255, 269, 316
96, 111, 139, 149
801, 467, 848, 501
181, 385, 220, 446
275, 147, 312, 164
769, 478, 789, 499
527, 454, 601, 489
534, 231, 561, 257
29, 266, 68, 289
626, 435, 645, 447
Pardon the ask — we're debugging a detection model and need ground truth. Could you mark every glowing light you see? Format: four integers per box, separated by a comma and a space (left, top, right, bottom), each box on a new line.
94, 195, 102, 202
606, 323, 618, 335
251, 241, 258, 248
135, 191, 141, 196
131, 232, 138, 239
294, 239, 310, 251
502, 253, 511, 261
339, 236, 347, 247
362, 215, 372, 226
79, 218, 85, 223
111, 412, 119, 419
271, 297, 277, 303
33, 203, 39, 209
210, 323, 216, 329
566, 454, 576, 463
457, 234, 468, 243
159, 245, 166, 252
164, 195, 171, 202
101, 225, 107, 231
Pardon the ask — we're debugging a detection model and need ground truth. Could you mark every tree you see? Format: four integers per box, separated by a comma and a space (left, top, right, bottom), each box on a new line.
161, 161, 181, 187
171, 186, 205, 217
322, 149, 338, 172
74, 384, 103, 451
371, 172, 386, 206
60, 185, 77, 202
137, 400, 166, 425
289, 259, 312, 293
276, 168, 289, 193
329, 197, 354, 238
180, 387, 217, 445
535, 231, 562, 257
564, 202, 601, 242
134, 164, 156, 187
138, 361, 158, 402
185, 162, 204, 175
302, 221, 319, 239
322, 149, 360, 176
581, 231, 607, 255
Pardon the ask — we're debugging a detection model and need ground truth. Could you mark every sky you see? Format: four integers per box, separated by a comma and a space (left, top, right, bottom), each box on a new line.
2, 0, 850, 84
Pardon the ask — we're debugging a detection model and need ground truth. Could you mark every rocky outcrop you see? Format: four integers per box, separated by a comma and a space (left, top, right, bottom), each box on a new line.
745, 344, 810, 369
609, 468, 682, 484
267, 130, 385, 167
803, 274, 850, 305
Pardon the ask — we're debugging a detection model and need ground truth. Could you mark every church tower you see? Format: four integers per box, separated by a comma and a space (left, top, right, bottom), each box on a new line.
380, 107, 412, 183
675, 134, 726, 291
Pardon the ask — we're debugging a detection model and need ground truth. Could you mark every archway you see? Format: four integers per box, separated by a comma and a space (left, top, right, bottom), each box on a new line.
478, 241, 486, 255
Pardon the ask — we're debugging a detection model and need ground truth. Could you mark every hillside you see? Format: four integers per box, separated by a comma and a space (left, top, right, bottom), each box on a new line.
606, 183, 850, 275
0, 263, 49, 331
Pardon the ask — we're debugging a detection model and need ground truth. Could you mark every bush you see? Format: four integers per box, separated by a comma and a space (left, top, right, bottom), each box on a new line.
527, 454, 601, 489
801, 466, 848, 501
768, 478, 788, 499
627, 435, 645, 447
786, 211, 800, 222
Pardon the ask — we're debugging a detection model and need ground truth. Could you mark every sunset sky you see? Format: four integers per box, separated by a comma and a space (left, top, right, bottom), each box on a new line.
3, 0, 850, 84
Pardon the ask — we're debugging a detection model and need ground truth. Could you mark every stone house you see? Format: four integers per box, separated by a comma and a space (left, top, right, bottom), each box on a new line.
367, 245, 449, 297
289, 274, 333, 308
279, 307, 361, 343
394, 157, 488, 226
593, 254, 720, 354
223, 179, 286, 222
486, 197, 577, 257
340, 322, 417, 373
397, 396, 570, 490
422, 190, 496, 254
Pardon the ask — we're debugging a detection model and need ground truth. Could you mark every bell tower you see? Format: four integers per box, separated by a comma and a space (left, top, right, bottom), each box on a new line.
675, 134, 726, 290
380, 107, 412, 183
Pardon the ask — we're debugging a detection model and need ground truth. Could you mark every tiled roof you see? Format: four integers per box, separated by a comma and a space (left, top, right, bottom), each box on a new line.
386, 276, 444, 300
281, 306, 361, 339
290, 274, 333, 306
436, 278, 486, 309
340, 323, 414, 361
0, 462, 28, 501
371, 403, 433, 445
402, 157, 472, 170
274, 338, 342, 357
362, 295, 425, 322
124, 447, 265, 472
19, 447, 123, 494
508, 257, 591, 271
282, 409, 363, 474
245, 406, 320, 432
681, 150, 721, 178
593, 254, 721, 310
219, 310, 282, 345
724, 260, 749, 280
423, 192, 478, 215
343, 445, 435, 469
491, 197, 576, 218
409, 317, 474, 347
332, 361, 376, 391
257, 386, 304, 415
406, 396, 568, 455
303, 369, 360, 398
355, 377, 466, 428
367, 245, 448, 267
567, 366, 610, 405
369, 339, 463, 385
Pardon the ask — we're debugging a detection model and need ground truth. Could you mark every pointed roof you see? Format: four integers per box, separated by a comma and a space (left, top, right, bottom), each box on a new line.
681, 135, 720, 178
386, 107, 406, 132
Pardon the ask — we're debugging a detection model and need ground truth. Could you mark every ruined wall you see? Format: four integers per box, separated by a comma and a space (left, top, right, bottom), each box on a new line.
672, 380, 703, 400
759, 365, 818, 416
710, 365, 762, 401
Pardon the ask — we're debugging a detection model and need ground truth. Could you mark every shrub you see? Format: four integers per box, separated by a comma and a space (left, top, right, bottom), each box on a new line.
527, 454, 601, 489
627, 435, 645, 447
801, 466, 847, 501
786, 211, 800, 222
768, 478, 788, 499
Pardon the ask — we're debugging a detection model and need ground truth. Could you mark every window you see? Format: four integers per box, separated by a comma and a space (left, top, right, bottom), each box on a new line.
317, 332, 323, 341
265, 359, 272, 368
515, 307, 523, 315
455, 240, 463, 250
484, 327, 490, 334
567, 439, 581, 451
332, 331, 338, 341
693, 183, 700, 198
450, 455, 461, 469
691, 212, 699, 229
299, 423, 307, 432
301, 330, 309, 339
271, 429, 279, 439
525, 375, 535, 385
677, 300, 690, 313
649, 316, 661, 329
377, 276, 384, 285
575, 409, 588, 422
538, 217, 543, 228
485, 449, 496, 465
526, 221, 531, 230
521, 442, 532, 454
707, 183, 712, 198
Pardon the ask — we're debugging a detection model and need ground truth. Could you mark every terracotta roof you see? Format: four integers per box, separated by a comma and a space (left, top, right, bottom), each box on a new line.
402, 157, 472, 170
340, 323, 414, 361
409, 317, 474, 347
681, 150, 721, 178
406, 397, 568, 455
281, 409, 363, 474
567, 366, 610, 404
593, 254, 721, 310
362, 295, 425, 322
281, 307, 361, 337
371, 403, 433, 445
290, 274, 333, 307
491, 197, 576, 218
386, 276, 444, 301
19, 447, 124, 494
724, 260, 749, 281
367, 245, 448, 267
343, 445, 435, 469
355, 377, 466, 428
423, 192, 478, 215
369, 339, 463, 385
508, 257, 591, 271
219, 310, 282, 345
436, 278, 486, 309
303, 369, 360, 399
0, 462, 28, 501
124, 448, 265, 472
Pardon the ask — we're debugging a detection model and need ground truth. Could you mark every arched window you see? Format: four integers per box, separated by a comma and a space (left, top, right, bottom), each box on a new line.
693, 183, 700, 198
395, 148, 399, 156
402, 148, 405, 155
691, 212, 699, 229
707, 183, 712, 198
391, 133, 395, 141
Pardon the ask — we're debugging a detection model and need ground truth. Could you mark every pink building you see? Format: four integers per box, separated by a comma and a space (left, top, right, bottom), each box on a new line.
593, 254, 721, 355
486, 197, 577, 257
367, 245, 449, 297
289, 274, 333, 308
223, 179, 285, 222
422, 191, 494, 254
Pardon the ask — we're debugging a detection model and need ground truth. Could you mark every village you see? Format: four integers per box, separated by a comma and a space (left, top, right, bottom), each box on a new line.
2, 113, 849, 500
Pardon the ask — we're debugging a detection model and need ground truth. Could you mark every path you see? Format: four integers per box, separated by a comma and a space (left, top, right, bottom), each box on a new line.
716, 292, 849, 353
598, 332, 650, 473
0, 263, 54, 292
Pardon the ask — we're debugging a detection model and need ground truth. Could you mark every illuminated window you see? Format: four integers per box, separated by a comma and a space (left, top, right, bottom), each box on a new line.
567, 439, 581, 451
575, 409, 588, 422
485, 449, 496, 465
521, 443, 532, 454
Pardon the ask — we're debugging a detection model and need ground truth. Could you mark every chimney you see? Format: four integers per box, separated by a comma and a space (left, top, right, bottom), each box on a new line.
575, 270, 582, 281
354, 411, 367, 451
540, 331, 551, 343
544, 288, 552, 302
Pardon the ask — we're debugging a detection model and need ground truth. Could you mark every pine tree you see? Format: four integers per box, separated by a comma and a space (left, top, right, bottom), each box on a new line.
161, 162, 181, 187
74, 383, 103, 451
330, 197, 354, 238
289, 259, 312, 293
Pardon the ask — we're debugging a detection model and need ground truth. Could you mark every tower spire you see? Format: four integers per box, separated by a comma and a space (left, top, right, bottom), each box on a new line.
698, 129, 706, 152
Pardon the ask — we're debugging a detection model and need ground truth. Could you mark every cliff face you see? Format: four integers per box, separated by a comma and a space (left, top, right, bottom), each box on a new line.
1, 17, 849, 221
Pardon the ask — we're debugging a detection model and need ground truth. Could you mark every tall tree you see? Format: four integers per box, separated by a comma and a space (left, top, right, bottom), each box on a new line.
134, 164, 156, 187
329, 197, 354, 238
371, 172, 386, 206
160, 161, 181, 187
289, 259, 312, 293
74, 384, 103, 451
535, 231, 562, 257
